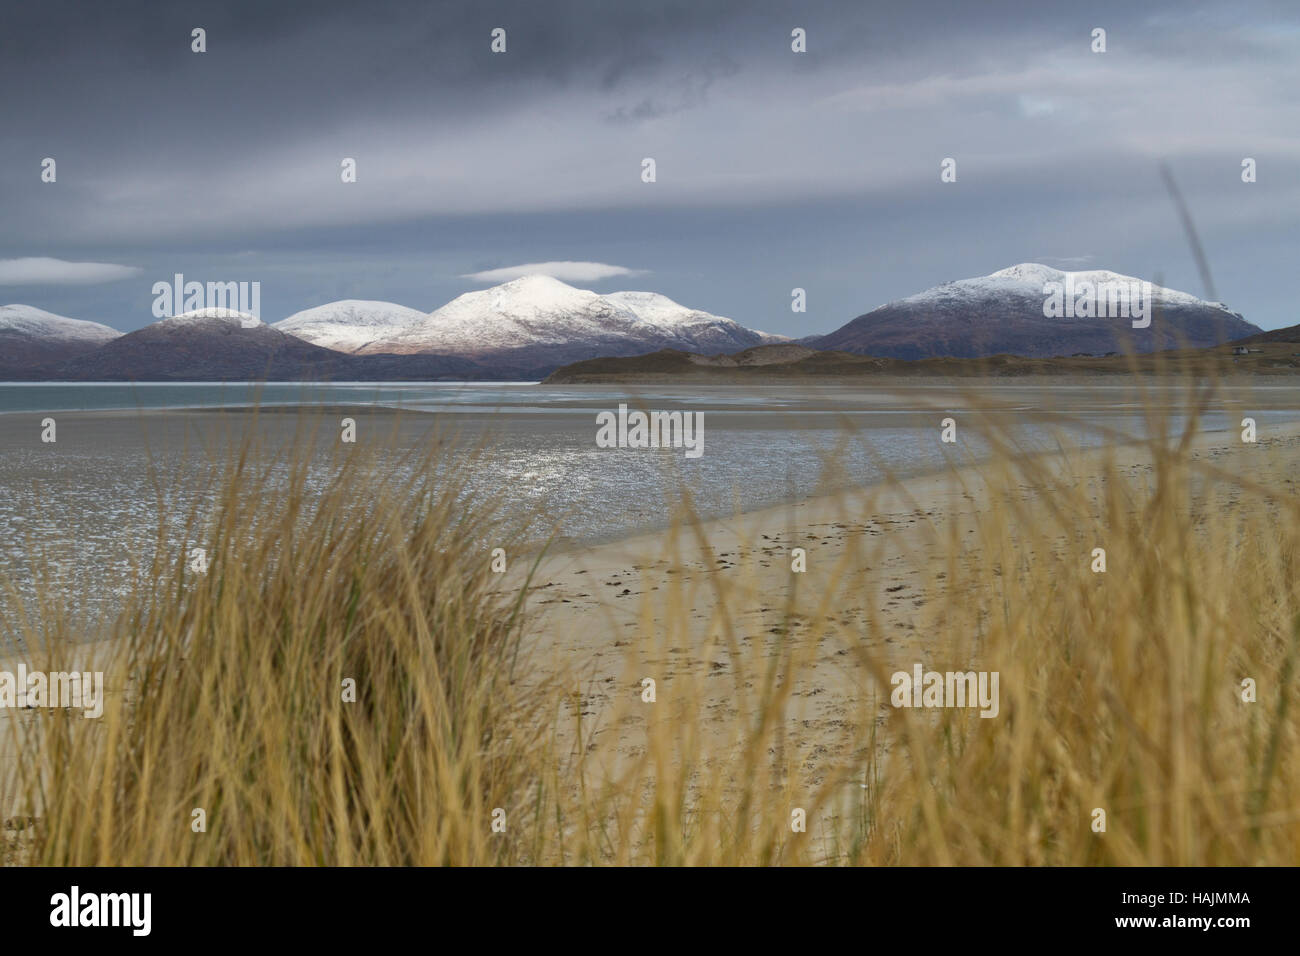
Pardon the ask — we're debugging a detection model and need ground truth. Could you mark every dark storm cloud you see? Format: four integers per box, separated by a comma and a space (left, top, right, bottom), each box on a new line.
6, 0, 1259, 162
0, 0, 1297, 334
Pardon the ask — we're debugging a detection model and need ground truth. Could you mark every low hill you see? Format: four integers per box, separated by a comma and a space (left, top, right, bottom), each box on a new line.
543, 340, 1300, 384
1239, 322, 1300, 345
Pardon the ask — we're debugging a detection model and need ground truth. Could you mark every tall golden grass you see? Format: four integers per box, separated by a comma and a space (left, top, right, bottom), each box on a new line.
2, 388, 1298, 865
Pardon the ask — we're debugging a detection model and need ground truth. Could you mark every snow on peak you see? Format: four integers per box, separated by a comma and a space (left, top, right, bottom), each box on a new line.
275, 300, 430, 353
988, 263, 1065, 283
482, 274, 607, 315
899, 263, 1224, 312
989, 262, 1152, 289
0, 304, 121, 342
495, 274, 579, 295
161, 308, 262, 328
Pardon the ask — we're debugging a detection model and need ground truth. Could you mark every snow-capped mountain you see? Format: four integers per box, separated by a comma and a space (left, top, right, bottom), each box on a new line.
0, 304, 121, 368
354, 276, 633, 355
276, 300, 430, 353
811, 263, 1258, 359
272, 276, 783, 374
977, 263, 1214, 308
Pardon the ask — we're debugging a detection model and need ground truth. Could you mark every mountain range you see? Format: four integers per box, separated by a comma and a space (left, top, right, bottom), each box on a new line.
275, 275, 785, 374
0, 267, 1263, 381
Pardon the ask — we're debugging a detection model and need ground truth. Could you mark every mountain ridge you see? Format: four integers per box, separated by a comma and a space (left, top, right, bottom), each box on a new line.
4, 265, 1269, 381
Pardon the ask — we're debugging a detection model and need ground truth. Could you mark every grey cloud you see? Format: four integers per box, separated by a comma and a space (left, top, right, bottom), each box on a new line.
0, 258, 143, 285
460, 261, 645, 282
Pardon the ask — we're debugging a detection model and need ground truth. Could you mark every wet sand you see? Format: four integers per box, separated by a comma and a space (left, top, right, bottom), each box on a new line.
511, 420, 1300, 785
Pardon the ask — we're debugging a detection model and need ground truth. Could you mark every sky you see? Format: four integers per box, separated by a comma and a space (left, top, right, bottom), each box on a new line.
1, 0, 1298, 335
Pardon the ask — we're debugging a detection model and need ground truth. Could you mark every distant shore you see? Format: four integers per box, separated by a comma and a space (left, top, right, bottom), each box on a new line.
543, 340, 1300, 384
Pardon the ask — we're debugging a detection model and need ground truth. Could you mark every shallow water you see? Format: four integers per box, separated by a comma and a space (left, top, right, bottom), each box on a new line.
0, 381, 1296, 638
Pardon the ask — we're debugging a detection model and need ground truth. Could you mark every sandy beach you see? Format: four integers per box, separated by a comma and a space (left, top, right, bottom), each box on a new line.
512, 418, 1300, 786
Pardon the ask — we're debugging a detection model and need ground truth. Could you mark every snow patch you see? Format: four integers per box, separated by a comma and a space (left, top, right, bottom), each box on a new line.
161, 308, 262, 328
275, 300, 429, 353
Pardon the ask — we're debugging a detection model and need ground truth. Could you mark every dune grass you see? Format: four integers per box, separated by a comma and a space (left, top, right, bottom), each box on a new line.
2, 415, 542, 864
2, 386, 1298, 865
